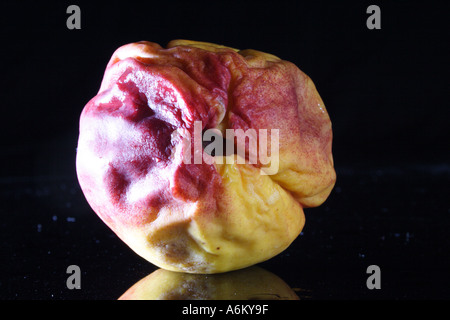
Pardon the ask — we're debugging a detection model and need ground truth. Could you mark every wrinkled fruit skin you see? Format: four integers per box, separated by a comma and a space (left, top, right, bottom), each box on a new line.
76, 40, 336, 274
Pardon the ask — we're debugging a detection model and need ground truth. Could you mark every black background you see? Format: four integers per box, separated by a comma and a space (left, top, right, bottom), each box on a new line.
0, 0, 449, 300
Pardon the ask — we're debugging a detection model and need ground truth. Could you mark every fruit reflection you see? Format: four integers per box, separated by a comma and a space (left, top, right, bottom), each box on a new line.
119, 266, 299, 300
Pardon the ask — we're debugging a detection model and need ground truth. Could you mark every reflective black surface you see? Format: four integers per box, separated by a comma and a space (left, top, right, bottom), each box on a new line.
2, 164, 449, 299
1, 0, 448, 300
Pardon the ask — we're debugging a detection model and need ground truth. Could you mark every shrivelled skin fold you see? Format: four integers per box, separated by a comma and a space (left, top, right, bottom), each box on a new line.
76, 40, 336, 274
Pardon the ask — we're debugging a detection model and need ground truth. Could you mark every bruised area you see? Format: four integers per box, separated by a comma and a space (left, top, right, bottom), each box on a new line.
76, 40, 335, 273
